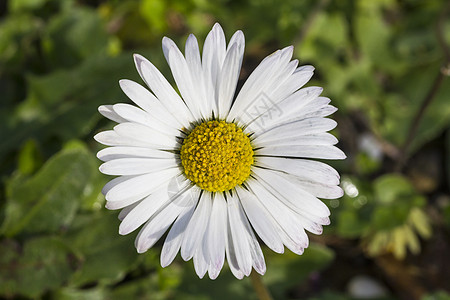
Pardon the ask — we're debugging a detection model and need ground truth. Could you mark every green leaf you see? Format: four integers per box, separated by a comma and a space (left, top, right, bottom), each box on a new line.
264, 243, 335, 299
371, 174, 426, 231
173, 243, 334, 300
17, 139, 43, 175
0, 50, 144, 158
139, 0, 168, 35
9, 0, 49, 12
373, 174, 414, 204
409, 208, 432, 239
331, 177, 373, 238
110, 266, 181, 300
408, 75, 450, 153
372, 205, 410, 231
1, 142, 98, 236
382, 65, 450, 153
41, 5, 109, 68
299, 12, 348, 62
354, 0, 397, 71
53, 287, 106, 300
0, 237, 76, 298
421, 290, 450, 300
0, 13, 39, 66
337, 210, 365, 238
66, 212, 139, 287
355, 152, 381, 175
175, 262, 255, 300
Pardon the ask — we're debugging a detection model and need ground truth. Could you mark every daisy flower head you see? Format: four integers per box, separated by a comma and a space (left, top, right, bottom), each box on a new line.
94, 23, 345, 280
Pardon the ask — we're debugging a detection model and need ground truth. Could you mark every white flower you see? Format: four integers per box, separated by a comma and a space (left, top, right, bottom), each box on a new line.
94, 23, 345, 280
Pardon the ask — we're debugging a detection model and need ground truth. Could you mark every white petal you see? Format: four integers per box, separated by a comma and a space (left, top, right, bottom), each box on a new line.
165, 38, 203, 119
246, 87, 324, 134
261, 46, 295, 96
217, 43, 242, 119
227, 50, 282, 122
296, 65, 315, 72
247, 179, 309, 251
301, 105, 338, 119
112, 103, 179, 136
273, 86, 324, 125
101, 175, 132, 195
244, 221, 266, 276
229, 46, 294, 124
297, 214, 323, 235
119, 79, 181, 128
227, 30, 245, 61
114, 122, 177, 149
254, 168, 331, 216
160, 188, 201, 267
97, 146, 174, 162
272, 98, 336, 127
256, 101, 337, 133
181, 192, 212, 261
292, 96, 331, 118
133, 54, 193, 127
235, 186, 284, 253
134, 183, 195, 252
185, 34, 210, 117
193, 246, 208, 279
225, 225, 245, 279
264, 57, 298, 100
118, 201, 140, 221
206, 193, 227, 279
120, 187, 172, 236
185, 34, 202, 74
99, 157, 178, 176
202, 23, 227, 83
270, 68, 314, 102
233, 189, 267, 275
98, 105, 127, 123
255, 156, 340, 185
105, 168, 179, 207
256, 133, 338, 148
211, 23, 227, 66
278, 233, 305, 255
294, 180, 344, 199
227, 192, 252, 276
202, 23, 227, 115
256, 145, 346, 160
119, 79, 153, 112
244, 179, 307, 255
94, 130, 154, 148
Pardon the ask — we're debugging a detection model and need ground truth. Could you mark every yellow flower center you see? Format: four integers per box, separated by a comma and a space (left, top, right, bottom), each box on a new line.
180, 120, 254, 192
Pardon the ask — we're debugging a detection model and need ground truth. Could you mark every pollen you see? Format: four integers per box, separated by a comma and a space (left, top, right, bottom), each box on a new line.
180, 120, 254, 192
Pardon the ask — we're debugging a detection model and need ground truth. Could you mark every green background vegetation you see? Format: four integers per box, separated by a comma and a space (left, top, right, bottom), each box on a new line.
0, 0, 449, 299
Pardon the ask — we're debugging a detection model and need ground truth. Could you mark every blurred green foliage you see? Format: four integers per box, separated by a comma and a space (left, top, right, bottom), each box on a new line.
0, 0, 449, 299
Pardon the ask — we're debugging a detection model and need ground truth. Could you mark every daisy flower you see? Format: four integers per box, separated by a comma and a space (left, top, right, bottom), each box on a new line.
94, 23, 345, 280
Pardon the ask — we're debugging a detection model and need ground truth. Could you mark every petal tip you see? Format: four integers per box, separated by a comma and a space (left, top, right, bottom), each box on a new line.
136, 247, 147, 254
118, 226, 128, 236
118, 78, 127, 86
133, 53, 144, 63
213, 22, 223, 30
160, 260, 170, 268
93, 132, 102, 143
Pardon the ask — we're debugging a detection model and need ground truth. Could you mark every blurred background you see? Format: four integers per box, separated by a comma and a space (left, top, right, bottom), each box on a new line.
0, 0, 449, 299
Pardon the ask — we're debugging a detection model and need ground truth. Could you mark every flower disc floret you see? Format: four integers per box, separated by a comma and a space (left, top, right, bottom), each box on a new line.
180, 120, 254, 192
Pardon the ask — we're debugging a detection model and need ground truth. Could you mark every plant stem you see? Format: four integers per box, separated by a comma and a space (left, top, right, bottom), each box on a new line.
250, 271, 273, 300
394, 1, 450, 172
394, 71, 446, 171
